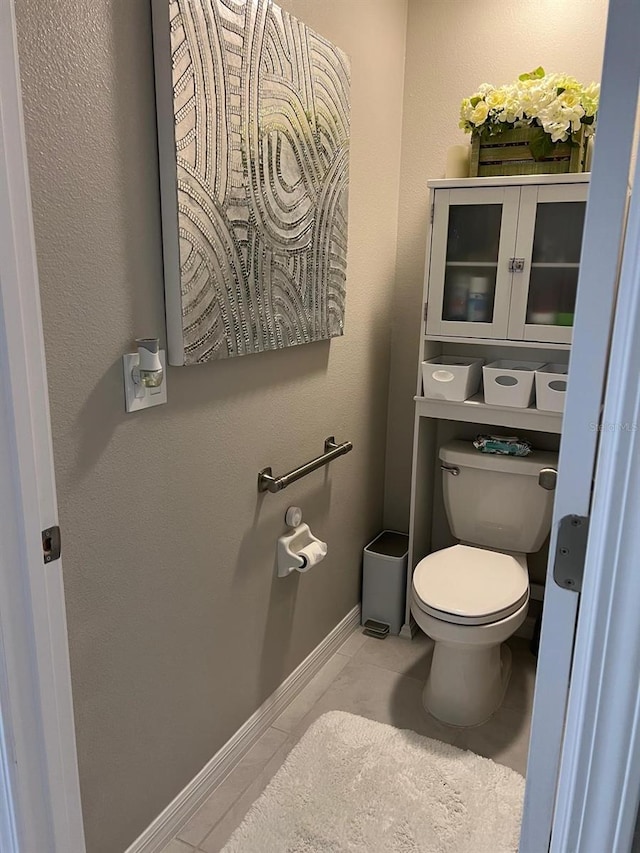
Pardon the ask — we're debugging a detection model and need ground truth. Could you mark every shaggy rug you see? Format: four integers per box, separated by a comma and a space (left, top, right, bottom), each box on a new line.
221, 710, 525, 852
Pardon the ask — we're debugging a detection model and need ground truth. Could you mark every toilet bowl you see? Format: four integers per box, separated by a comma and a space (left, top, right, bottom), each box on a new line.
410, 441, 558, 727
412, 544, 529, 726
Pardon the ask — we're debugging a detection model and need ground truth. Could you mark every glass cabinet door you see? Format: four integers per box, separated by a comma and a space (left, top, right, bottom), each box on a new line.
427, 187, 520, 338
508, 183, 588, 343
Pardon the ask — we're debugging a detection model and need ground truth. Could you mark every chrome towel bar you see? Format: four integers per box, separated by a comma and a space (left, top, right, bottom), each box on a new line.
258, 436, 353, 493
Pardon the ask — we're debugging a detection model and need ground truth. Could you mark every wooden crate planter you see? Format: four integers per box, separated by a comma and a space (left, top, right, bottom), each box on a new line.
469, 126, 587, 177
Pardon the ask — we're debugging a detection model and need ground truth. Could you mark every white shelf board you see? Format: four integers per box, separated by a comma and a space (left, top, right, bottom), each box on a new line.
531, 262, 580, 268
424, 334, 571, 351
446, 261, 498, 267
414, 394, 563, 434
428, 173, 590, 190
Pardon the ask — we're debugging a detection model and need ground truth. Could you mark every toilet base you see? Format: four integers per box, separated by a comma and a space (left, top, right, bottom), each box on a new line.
423, 642, 512, 727
411, 593, 528, 728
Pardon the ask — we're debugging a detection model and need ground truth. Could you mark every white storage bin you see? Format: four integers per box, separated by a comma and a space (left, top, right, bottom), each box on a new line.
535, 363, 569, 412
483, 359, 545, 408
421, 356, 484, 402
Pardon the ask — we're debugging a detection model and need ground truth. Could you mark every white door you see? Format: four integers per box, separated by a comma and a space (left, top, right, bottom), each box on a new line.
426, 186, 519, 339
0, 0, 85, 850
520, 0, 640, 848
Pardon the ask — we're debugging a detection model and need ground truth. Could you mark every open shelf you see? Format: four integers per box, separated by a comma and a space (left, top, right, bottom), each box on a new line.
414, 394, 563, 434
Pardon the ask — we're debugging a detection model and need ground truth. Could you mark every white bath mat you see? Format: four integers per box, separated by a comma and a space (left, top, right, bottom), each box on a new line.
221, 710, 524, 853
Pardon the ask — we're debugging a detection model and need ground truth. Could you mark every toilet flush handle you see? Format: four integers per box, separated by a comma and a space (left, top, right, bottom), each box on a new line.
539, 467, 558, 490
441, 463, 460, 476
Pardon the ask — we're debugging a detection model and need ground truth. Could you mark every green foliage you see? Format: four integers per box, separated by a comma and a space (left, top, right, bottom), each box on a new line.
518, 66, 546, 82
528, 126, 555, 161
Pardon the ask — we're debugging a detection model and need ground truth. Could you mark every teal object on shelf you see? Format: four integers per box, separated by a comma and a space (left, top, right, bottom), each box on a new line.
473, 434, 532, 457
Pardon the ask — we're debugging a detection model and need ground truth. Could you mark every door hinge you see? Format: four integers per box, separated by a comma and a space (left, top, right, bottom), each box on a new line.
508, 257, 525, 273
42, 526, 61, 564
424, 303, 428, 323
430, 204, 434, 224
553, 514, 589, 593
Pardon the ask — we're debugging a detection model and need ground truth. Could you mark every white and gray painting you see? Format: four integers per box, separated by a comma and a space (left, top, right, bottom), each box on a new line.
157, 0, 350, 364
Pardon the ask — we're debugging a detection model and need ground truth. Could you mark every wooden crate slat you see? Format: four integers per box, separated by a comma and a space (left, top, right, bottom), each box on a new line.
478, 145, 573, 163
478, 160, 570, 177
469, 126, 587, 177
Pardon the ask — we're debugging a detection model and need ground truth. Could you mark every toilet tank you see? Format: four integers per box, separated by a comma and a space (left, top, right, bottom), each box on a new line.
439, 441, 559, 553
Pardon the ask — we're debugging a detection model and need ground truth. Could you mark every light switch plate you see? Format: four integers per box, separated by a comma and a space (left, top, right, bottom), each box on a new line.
123, 350, 167, 413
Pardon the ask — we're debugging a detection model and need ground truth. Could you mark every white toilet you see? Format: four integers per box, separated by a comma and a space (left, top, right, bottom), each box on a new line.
411, 440, 558, 727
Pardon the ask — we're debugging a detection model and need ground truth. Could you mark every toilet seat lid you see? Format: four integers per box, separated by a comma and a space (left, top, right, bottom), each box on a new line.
412, 544, 529, 625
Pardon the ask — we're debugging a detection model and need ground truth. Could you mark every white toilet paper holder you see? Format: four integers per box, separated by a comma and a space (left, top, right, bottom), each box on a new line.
277, 507, 327, 578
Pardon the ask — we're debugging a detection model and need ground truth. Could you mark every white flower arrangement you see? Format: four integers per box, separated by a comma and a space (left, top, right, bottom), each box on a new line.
460, 67, 599, 158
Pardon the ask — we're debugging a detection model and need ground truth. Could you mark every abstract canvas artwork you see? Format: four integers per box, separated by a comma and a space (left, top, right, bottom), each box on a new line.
152, 0, 351, 365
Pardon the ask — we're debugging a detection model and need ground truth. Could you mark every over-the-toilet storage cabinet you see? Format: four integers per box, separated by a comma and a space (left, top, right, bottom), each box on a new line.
426, 176, 587, 345
402, 174, 589, 639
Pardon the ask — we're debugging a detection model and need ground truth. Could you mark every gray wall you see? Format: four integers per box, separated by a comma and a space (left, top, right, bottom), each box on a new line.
14, 0, 408, 850
383, 0, 608, 531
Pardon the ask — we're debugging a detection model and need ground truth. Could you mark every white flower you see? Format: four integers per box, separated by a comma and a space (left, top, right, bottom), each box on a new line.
503, 96, 524, 124
470, 101, 489, 126
549, 123, 569, 143
460, 98, 473, 121
460, 68, 599, 140
485, 88, 507, 110
582, 82, 600, 117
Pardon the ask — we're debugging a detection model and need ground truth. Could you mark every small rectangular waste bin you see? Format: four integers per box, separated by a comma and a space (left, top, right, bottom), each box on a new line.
361, 531, 409, 636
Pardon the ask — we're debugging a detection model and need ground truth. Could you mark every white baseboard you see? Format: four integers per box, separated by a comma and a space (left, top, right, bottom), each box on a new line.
125, 603, 361, 853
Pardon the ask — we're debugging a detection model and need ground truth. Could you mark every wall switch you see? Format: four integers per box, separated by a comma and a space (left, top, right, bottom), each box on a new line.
123, 350, 167, 413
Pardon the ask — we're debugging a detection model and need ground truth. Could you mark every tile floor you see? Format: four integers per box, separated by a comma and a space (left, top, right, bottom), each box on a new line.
161, 628, 537, 853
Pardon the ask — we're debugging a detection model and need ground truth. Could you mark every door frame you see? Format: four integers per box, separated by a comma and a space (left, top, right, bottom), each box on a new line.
550, 118, 640, 853
0, 0, 85, 850
2, 0, 640, 850
521, 0, 640, 848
